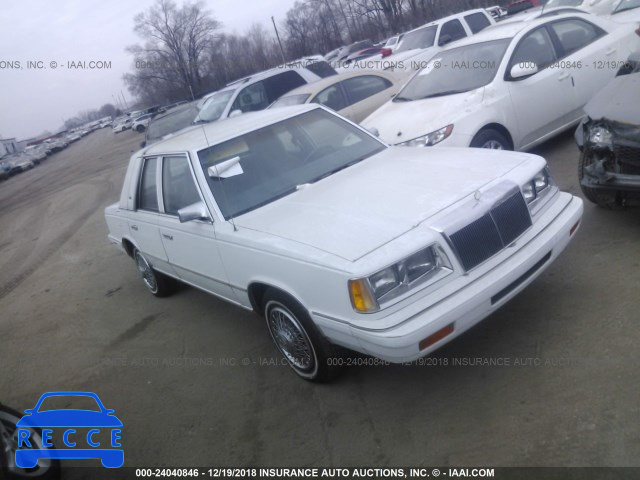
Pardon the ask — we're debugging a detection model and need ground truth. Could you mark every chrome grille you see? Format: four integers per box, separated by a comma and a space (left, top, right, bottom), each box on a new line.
449, 191, 532, 271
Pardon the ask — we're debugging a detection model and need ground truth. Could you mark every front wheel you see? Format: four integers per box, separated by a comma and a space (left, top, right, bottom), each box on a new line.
136, 125, 145, 133
134, 249, 176, 297
263, 289, 338, 382
0, 404, 61, 479
470, 129, 512, 150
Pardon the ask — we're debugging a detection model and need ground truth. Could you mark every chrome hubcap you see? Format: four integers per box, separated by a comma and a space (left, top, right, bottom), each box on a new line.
482, 140, 504, 150
135, 253, 157, 292
269, 306, 314, 371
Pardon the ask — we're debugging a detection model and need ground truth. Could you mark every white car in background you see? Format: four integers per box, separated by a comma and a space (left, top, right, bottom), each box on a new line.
362, 13, 640, 151
608, 0, 640, 21
194, 58, 337, 124
105, 104, 583, 382
545, 0, 622, 15
269, 70, 406, 123
349, 9, 496, 73
132, 113, 154, 133
112, 118, 132, 133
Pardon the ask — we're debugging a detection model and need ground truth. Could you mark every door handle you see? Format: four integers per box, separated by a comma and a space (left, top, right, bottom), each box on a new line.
605, 48, 616, 56
131, 225, 138, 231
162, 233, 174, 240
558, 72, 570, 81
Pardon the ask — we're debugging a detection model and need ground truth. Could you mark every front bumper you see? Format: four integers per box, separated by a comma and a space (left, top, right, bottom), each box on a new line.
314, 193, 583, 363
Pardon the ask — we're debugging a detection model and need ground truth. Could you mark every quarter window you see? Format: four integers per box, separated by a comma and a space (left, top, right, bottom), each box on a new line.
342, 75, 392, 104
138, 157, 159, 212
162, 156, 201, 215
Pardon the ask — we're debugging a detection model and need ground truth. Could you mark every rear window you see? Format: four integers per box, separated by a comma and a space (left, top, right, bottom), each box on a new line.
305, 60, 338, 78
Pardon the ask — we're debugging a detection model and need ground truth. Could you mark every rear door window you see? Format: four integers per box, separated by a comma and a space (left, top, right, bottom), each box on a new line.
138, 157, 159, 211
342, 75, 392, 104
464, 12, 491, 34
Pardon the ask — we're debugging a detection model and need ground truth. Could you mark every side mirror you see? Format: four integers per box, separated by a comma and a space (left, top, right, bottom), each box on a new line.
510, 62, 538, 79
178, 201, 211, 223
438, 34, 452, 47
367, 127, 380, 137
229, 109, 243, 118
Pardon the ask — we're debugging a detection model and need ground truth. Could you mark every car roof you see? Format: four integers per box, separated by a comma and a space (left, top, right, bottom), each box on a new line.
277, 70, 402, 99
144, 104, 321, 155
406, 8, 489, 33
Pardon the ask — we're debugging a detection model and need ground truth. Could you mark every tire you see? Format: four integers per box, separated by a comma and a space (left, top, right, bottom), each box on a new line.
470, 128, 512, 150
263, 288, 338, 382
133, 249, 176, 297
136, 125, 145, 133
578, 150, 618, 208
0, 404, 61, 480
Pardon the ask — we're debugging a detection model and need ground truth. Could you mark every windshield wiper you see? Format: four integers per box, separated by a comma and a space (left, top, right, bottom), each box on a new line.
419, 89, 470, 99
393, 96, 413, 102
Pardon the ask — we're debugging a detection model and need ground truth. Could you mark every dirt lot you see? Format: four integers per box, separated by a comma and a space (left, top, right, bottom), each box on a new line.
1, 127, 639, 476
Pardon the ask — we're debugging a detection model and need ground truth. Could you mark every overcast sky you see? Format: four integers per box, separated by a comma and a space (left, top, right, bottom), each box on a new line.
0, 0, 297, 140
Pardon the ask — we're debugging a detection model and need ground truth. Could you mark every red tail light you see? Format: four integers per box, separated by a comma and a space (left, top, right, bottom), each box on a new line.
381, 47, 392, 58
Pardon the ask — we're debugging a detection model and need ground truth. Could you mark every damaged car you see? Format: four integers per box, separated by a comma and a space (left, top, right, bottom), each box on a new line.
575, 71, 640, 207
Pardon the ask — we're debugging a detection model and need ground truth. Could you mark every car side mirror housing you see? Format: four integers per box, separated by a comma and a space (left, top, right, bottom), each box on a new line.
178, 201, 211, 223
510, 62, 538, 79
229, 109, 243, 118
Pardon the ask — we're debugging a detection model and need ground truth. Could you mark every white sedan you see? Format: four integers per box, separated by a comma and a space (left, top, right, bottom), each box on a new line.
105, 104, 583, 382
362, 13, 640, 151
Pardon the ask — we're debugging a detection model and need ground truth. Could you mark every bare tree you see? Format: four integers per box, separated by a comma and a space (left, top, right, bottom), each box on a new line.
125, 0, 221, 102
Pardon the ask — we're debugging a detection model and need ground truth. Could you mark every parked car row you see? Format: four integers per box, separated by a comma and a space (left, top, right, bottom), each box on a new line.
0, 124, 102, 182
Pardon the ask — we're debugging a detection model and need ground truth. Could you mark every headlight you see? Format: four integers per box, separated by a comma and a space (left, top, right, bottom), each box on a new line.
349, 244, 453, 313
522, 168, 552, 205
588, 125, 613, 146
398, 125, 454, 147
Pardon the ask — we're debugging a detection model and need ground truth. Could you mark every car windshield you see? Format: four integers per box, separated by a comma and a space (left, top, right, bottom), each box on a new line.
196, 90, 235, 122
395, 26, 437, 53
37, 395, 102, 412
197, 108, 385, 219
395, 39, 510, 101
146, 105, 199, 143
613, 0, 640, 12
271, 94, 311, 108
545, 0, 583, 6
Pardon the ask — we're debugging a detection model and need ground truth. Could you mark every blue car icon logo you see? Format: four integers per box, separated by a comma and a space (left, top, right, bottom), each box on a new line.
15, 391, 123, 468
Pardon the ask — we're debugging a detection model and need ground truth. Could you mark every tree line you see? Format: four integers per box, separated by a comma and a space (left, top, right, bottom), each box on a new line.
123, 0, 502, 107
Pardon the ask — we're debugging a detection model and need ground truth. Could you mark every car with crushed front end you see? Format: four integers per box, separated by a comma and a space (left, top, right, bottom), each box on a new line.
575, 70, 640, 206
104, 104, 583, 382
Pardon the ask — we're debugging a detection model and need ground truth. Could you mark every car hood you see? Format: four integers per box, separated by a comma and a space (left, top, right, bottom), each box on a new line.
584, 72, 640, 124
362, 88, 484, 145
16, 410, 123, 428
234, 146, 530, 262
